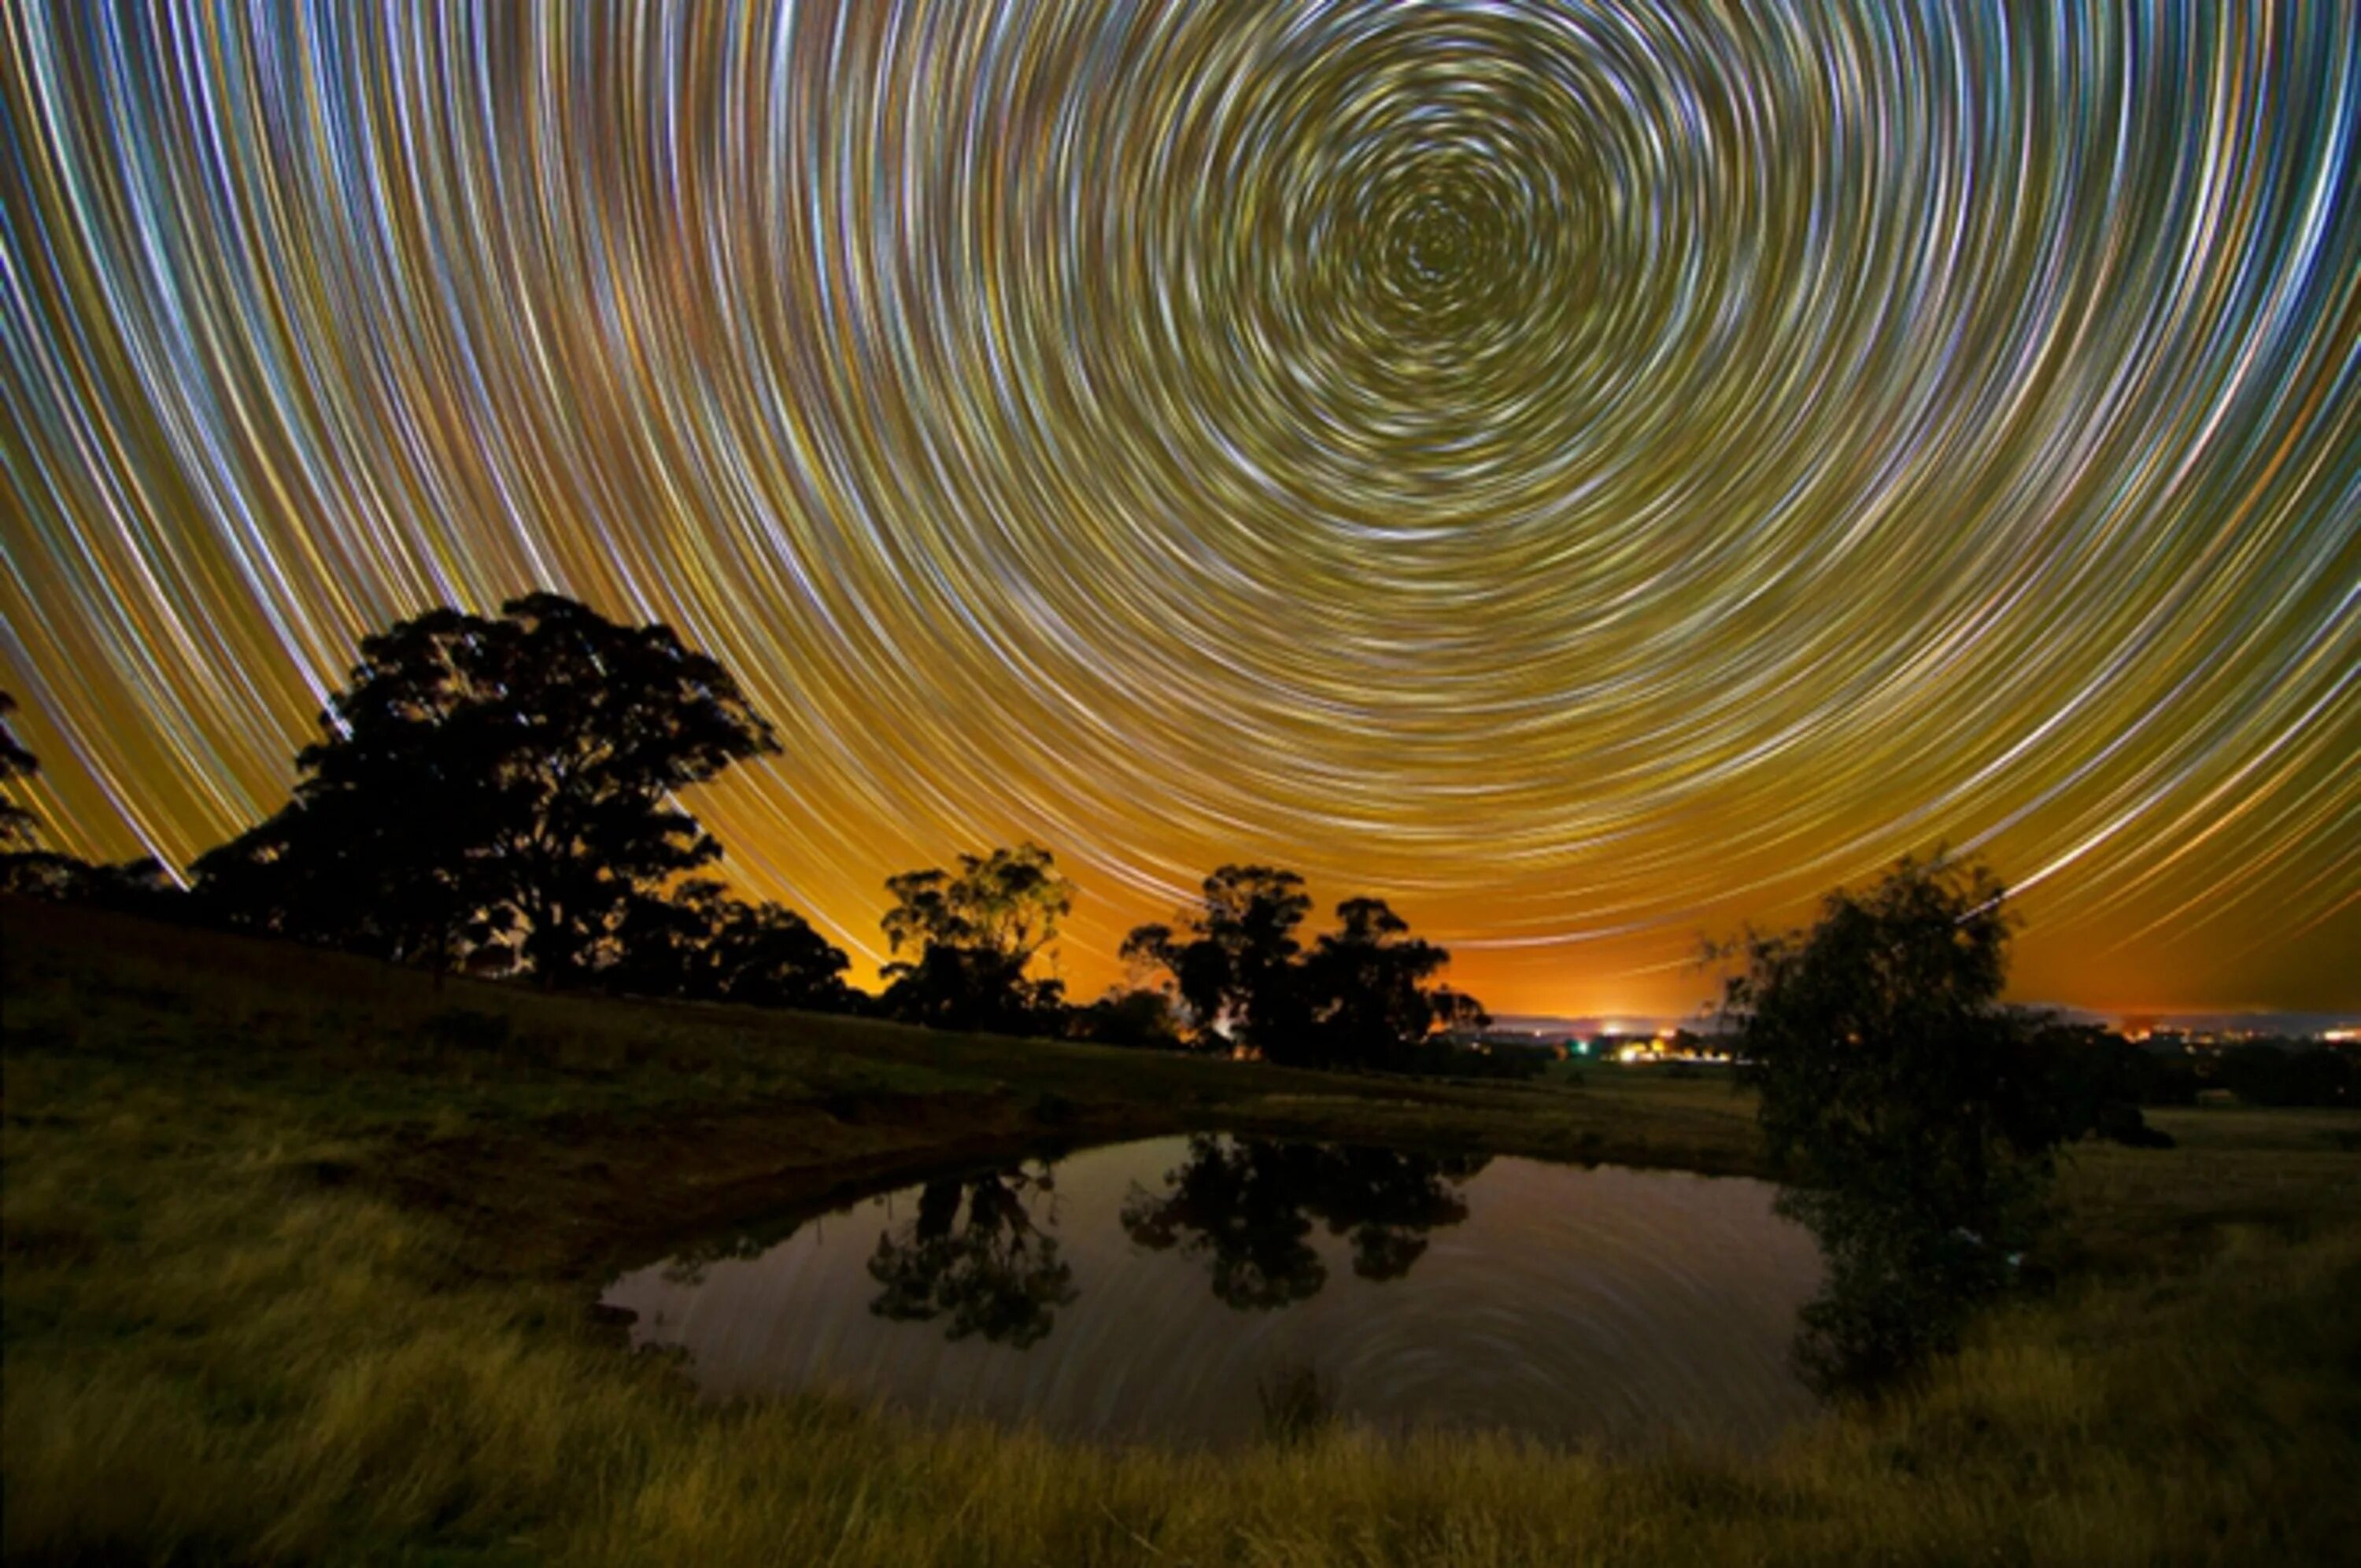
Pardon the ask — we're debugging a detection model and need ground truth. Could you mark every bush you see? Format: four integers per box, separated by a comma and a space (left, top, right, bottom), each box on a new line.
1721, 854, 2066, 1391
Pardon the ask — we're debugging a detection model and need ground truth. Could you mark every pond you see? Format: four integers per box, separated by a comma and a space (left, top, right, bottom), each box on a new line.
600, 1134, 1824, 1451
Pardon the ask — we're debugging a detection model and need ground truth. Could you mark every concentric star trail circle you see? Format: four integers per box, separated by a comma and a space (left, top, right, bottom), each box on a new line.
2, 2, 2356, 1012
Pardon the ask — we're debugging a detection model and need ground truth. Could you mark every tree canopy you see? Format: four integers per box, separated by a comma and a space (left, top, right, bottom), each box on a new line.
878, 842, 1076, 1034
1124, 868, 1480, 1069
0, 688, 180, 914
193, 593, 779, 980
1122, 865, 1314, 1056
605, 879, 855, 1012
1721, 853, 2070, 1391
1301, 897, 1454, 1070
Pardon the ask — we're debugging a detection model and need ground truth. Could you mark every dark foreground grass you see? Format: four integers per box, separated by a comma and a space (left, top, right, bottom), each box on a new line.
5, 899, 2358, 1564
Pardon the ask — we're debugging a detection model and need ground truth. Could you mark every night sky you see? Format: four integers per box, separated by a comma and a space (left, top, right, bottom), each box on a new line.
2, 3, 2355, 1017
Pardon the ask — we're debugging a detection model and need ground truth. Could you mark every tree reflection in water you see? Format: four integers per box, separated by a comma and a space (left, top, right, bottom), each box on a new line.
866, 1164, 1077, 1348
1777, 1182, 2049, 1397
1120, 1137, 1488, 1310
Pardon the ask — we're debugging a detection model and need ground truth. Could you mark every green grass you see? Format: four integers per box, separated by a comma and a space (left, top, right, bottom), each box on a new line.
6, 898, 2358, 1564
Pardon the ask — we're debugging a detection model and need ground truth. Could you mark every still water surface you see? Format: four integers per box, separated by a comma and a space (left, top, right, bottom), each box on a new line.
602, 1134, 1823, 1450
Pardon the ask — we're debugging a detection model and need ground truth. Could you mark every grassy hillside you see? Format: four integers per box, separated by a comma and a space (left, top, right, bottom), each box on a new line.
0, 898, 1761, 1278
5, 898, 2357, 1564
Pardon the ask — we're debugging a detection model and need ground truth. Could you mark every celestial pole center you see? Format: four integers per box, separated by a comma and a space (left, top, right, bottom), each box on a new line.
1, 1, 2355, 1015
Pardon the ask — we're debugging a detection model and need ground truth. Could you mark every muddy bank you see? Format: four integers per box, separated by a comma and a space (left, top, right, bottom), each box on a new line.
3, 898, 1766, 1287
390, 1083, 1769, 1286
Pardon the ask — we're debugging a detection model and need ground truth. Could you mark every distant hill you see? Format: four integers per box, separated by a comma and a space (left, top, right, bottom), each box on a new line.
1495, 1008, 2359, 1040
1488, 1013, 1720, 1039
2053, 1009, 2359, 1037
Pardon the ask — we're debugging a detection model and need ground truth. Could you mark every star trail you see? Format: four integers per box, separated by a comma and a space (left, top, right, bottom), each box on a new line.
2, 2, 2356, 1015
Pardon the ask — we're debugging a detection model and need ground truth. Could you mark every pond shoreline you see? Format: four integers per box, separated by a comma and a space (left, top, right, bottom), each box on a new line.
606, 1137, 1825, 1453
400, 1084, 1778, 1291
11, 899, 2358, 1564
3, 898, 1769, 1287
590, 1116, 1785, 1292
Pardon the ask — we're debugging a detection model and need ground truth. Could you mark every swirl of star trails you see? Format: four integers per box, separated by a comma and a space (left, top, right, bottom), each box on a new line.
0, 1, 2355, 1006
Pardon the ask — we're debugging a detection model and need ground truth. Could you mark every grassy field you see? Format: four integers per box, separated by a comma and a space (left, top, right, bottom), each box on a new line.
5, 898, 2357, 1564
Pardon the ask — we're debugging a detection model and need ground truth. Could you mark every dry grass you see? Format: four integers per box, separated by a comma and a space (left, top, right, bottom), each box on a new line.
6, 899, 2357, 1564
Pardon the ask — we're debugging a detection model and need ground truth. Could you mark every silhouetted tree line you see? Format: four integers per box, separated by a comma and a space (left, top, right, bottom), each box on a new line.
1121, 868, 1492, 1070
0, 595, 1483, 1072
0, 691, 181, 916
2035, 1024, 2352, 1111
2201, 1042, 2355, 1106
5, 607, 2345, 1101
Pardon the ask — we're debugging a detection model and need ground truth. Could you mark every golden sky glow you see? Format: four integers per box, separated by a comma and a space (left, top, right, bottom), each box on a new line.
2, 2, 2355, 1017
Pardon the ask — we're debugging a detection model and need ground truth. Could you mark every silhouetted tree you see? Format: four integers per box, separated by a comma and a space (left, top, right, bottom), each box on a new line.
866, 1166, 1077, 1347
703, 897, 858, 1010
878, 843, 1074, 1034
1067, 986, 1184, 1049
1299, 896, 1457, 1069
2213, 1041, 2355, 1107
0, 690, 183, 917
192, 594, 778, 980
605, 882, 856, 1010
603, 879, 733, 997
1126, 873, 1480, 1069
2027, 1021, 2176, 1144
1432, 987, 1493, 1036
1122, 865, 1314, 1054
0, 851, 178, 914
194, 762, 511, 967
1721, 854, 2068, 1392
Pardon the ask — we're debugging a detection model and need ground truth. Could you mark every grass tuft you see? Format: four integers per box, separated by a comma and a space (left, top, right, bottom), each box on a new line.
6, 898, 2357, 1563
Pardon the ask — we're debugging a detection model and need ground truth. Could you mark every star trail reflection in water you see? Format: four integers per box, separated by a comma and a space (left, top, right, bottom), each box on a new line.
601, 1137, 1824, 1451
